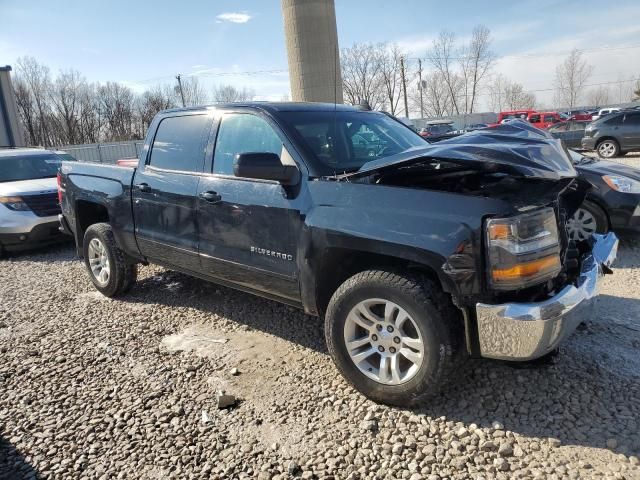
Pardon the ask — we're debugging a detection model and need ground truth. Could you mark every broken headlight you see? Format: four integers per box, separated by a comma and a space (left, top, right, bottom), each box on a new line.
486, 207, 561, 290
0, 196, 31, 211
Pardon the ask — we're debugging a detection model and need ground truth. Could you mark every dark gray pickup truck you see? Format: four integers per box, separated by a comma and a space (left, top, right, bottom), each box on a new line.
58, 103, 618, 405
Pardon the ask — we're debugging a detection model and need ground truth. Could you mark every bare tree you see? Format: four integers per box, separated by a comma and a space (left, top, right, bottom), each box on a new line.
489, 74, 536, 111
179, 76, 209, 106
49, 70, 86, 145
553, 49, 593, 109
587, 86, 610, 107
422, 72, 456, 117
379, 43, 404, 115
341, 43, 386, 109
212, 84, 255, 102
78, 83, 103, 143
137, 85, 175, 134
459, 25, 494, 113
428, 31, 463, 114
15, 56, 53, 146
13, 76, 39, 145
99, 82, 135, 141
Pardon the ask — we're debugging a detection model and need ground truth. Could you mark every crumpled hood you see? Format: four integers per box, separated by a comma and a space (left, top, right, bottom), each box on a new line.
345, 121, 577, 180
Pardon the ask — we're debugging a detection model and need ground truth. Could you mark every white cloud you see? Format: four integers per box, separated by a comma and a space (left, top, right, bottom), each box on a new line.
216, 12, 251, 24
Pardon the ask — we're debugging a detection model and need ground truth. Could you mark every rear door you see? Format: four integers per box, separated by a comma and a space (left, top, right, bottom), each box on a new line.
621, 112, 640, 149
196, 111, 302, 302
566, 121, 587, 148
132, 112, 213, 270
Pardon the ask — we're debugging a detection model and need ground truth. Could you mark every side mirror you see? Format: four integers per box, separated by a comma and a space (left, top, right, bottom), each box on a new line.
233, 152, 299, 185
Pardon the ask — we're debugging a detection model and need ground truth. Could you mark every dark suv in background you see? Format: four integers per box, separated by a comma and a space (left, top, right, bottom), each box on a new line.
582, 110, 640, 158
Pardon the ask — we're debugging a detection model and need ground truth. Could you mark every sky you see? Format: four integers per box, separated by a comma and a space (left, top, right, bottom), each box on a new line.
1, 0, 639, 110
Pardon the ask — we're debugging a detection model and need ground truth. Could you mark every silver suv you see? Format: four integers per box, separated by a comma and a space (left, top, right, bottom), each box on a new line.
0, 148, 74, 256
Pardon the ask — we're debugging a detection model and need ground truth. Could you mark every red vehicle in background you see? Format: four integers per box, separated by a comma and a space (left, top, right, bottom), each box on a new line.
527, 111, 567, 129
563, 110, 593, 121
116, 158, 138, 167
496, 110, 536, 124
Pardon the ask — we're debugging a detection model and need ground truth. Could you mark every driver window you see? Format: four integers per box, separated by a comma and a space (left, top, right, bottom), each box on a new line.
213, 113, 283, 175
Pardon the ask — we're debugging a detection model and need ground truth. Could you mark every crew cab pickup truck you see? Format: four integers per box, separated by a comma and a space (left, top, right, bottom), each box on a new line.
58, 103, 619, 406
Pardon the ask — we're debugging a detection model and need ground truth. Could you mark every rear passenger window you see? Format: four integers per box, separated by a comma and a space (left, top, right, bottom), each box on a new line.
624, 113, 640, 126
213, 113, 283, 175
543, 115, 555, 122
604, 115, 623, 126
149, 115, 211, 172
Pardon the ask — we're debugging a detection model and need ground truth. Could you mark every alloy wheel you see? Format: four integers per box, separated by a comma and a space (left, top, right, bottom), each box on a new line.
88, 238, 110, 286
343, 298, 425, 385
598, 141, 616, 158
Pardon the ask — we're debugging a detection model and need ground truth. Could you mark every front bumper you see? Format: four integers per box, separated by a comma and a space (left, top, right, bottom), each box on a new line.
475, 233, 618, 361
581, 137, 597, 150
0, 220, 68, 251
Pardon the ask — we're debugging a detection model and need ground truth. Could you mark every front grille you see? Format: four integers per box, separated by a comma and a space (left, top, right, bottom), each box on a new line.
22, 193, 60, 217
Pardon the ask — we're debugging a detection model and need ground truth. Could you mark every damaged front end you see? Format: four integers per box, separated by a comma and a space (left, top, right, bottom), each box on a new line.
336, 122, 619, 361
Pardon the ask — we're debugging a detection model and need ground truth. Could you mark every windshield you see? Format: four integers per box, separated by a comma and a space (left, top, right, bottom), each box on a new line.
0, 153, 64, 182
280, 111, 425, 174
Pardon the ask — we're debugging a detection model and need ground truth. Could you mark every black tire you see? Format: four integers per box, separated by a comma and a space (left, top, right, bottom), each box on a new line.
597, 139, 620, 158
82, 223, 137, 297
121, 263, 138, 294
325, 270, 463, 406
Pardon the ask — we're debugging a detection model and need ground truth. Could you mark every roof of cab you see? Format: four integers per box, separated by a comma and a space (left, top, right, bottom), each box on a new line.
160, 101, 362, 115
0, 147, 54, 158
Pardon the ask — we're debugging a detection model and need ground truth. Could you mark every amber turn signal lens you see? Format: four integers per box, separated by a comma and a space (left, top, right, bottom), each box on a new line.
491, 255, 561, 282
488, 223, 511, 240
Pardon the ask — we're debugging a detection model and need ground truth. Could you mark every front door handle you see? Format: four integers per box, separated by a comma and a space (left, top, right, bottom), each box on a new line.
136, 183, 151, 192
200, 191, 222, 203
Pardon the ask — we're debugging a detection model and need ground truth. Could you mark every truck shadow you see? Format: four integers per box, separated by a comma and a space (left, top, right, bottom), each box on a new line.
0, 435, 38, 480
124, 270, 640, 456
1, 243, 75, 264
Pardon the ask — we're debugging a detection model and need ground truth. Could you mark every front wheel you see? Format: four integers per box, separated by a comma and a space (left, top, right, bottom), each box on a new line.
83, 223, 137, 297
324, 270, 463, 406
567, 200, 609, 241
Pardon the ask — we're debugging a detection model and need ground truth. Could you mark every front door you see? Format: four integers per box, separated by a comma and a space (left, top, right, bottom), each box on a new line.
133, 113, 212, 271
197, 112, 301, 302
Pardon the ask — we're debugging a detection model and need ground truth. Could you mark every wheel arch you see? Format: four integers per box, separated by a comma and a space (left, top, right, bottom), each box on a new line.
582, 196, 611, 230
307, 246, 456, 318
74, 200, 110, 256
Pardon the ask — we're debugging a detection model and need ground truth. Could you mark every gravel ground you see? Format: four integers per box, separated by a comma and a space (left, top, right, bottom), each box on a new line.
1, 238, 640, 480
582, 150, 640, 168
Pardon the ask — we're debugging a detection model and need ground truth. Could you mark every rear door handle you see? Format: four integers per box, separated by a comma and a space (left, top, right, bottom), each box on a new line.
200, 191, 222, 203
136, 183, 151, 192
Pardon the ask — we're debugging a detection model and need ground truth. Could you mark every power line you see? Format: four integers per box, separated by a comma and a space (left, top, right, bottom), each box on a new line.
407, 43, 640, 63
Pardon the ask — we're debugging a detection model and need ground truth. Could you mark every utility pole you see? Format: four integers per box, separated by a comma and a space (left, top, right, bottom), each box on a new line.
176, 74, 186, 107
400, 56, 409, 117
417, 59, 425, 119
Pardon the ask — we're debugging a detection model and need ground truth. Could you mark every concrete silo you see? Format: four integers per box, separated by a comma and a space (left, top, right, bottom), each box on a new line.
281, 0, 343, 104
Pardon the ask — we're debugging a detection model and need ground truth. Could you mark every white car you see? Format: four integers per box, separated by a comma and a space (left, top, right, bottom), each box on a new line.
0, 148, 74, 256
591, 107, 620, 122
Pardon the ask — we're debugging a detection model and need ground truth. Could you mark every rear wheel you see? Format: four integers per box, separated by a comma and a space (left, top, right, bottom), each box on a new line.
597, 139, 619, 158
566, 200, 609, 241
325, 270, 463, 406
83, 223, 137, 297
